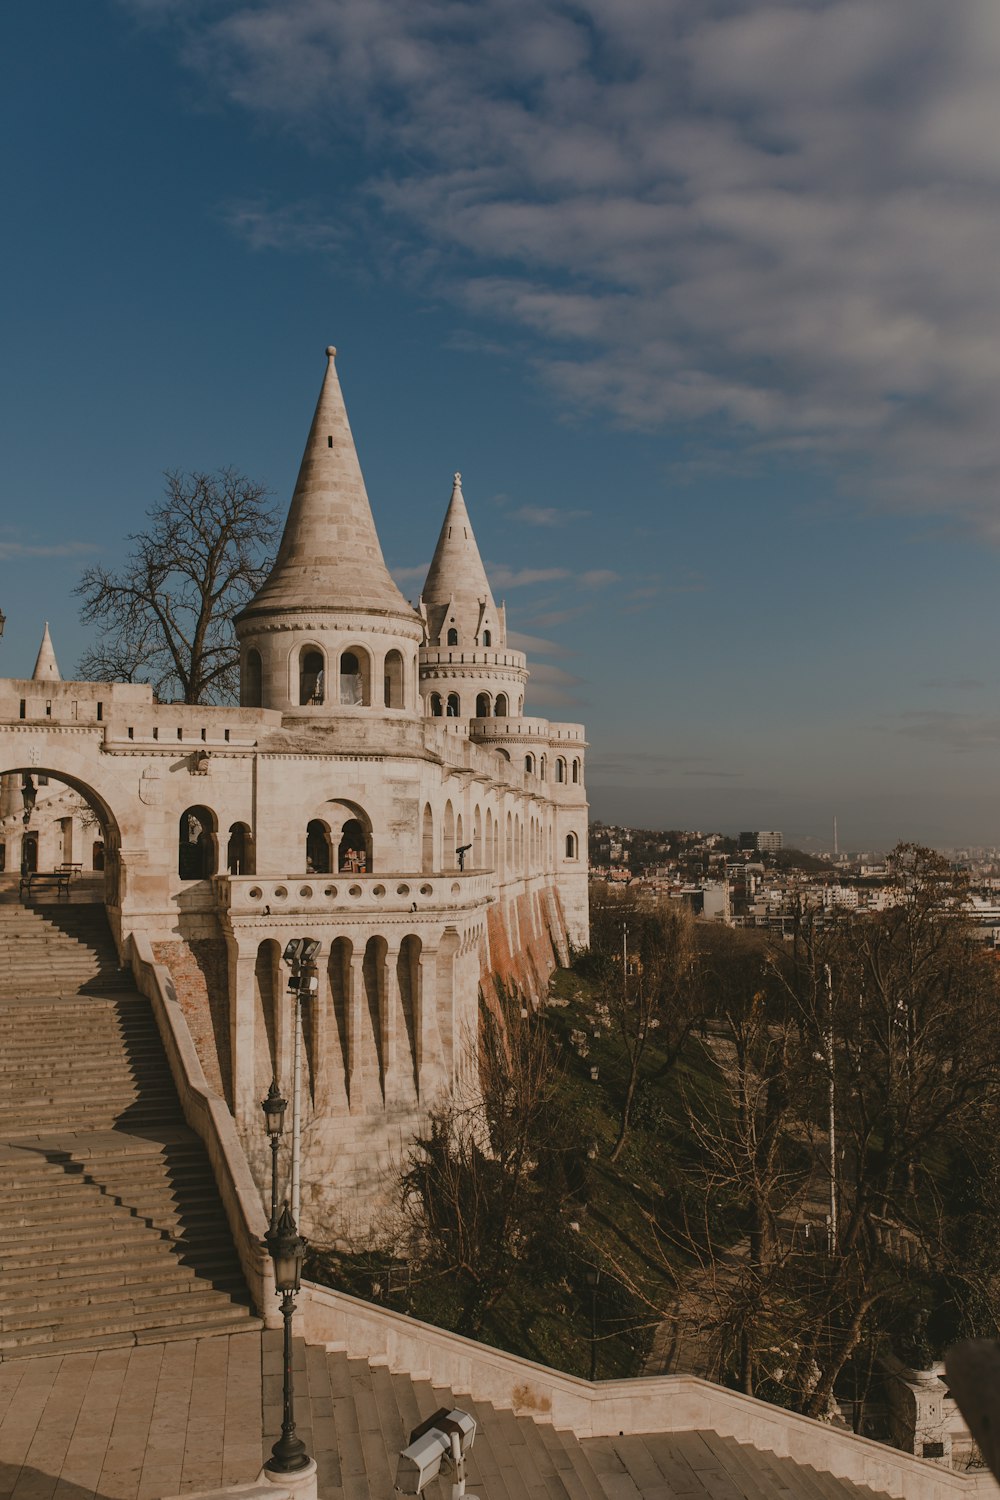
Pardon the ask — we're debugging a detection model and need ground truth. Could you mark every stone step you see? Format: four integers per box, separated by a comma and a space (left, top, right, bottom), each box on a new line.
0, 1237, 240, 1280
1, 1304, 262, 1354
2, 1264, 249, 1317
7, 1312, 265, 1362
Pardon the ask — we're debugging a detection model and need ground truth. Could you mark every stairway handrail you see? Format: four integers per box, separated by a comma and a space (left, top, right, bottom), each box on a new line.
129, 930, 279, 1327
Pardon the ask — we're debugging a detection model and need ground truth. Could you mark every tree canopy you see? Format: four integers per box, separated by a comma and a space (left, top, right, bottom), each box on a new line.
76, 468, 279, 704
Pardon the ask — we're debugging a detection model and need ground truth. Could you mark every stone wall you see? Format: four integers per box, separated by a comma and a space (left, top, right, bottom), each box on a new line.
152, 934, 232, 1106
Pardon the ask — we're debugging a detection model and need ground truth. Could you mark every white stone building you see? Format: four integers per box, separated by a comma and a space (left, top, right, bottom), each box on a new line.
0, 346, 589, 1239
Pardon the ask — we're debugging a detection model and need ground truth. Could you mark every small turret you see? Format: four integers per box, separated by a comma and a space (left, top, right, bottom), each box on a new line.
421, 473, 504, 649
418, 474, 527, 722
32, 623, 60, 682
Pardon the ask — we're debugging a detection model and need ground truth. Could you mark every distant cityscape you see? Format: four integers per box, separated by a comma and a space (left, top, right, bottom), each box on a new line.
589, 822, 1000, 945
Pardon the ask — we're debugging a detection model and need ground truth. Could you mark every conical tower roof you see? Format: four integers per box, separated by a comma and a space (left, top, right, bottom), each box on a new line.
240, 347, 415, 623
32, 622, 60, 682
421, 473, 503, 646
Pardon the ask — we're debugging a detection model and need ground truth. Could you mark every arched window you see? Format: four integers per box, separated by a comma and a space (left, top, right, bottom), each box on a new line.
422, 804, 435, 873
306, 820, 332, 873
446, 692, 461, 717
539, 754, 547, 780
179, 806, 218, 879
92, 839, 105, 871
447, 627, 459, 646
299, 648, 325, 706
505, 811, 513, 870
566, 832, 579, 859
482, 630, 492, 647
430, 692, 443, 717
494, 693, 509, 717
383, 649, 404, 709
473, 806, 483, 868
338, 818, 369, 874
227, 822, 254, 875
243, 648, 263, 708
476, 692, 491, 718
572, 758, 580, 784
340, 649, 370, 706
525, 753, 535, 774
556, 757, 566, 783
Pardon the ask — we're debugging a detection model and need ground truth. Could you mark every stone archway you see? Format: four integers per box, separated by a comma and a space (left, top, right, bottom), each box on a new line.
0, 757, 125, 918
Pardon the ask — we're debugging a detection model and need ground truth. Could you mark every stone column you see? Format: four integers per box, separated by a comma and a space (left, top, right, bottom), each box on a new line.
382, 941, 400, 1101
348, 946, 366, 1111
226, 936, 258, 1130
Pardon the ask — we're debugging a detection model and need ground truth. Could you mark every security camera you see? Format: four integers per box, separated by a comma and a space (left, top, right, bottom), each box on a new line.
395, 1408, 477, 1496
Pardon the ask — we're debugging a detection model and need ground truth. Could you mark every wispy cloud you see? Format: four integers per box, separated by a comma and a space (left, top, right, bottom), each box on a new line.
579, 569, 620, 589
892, 709, 1000, 751
390, 562, 429, 586
0, 541, 97, 560
507, 630, 570, 658
512, 504, 589, 527
135, 0, 1000, 538
524, 659, 585, 709
486, 563, 570, 589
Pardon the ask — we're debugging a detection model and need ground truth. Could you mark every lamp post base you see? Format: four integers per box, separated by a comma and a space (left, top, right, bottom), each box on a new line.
259, 1456, 317, 1500
264, 1435, 311, 1474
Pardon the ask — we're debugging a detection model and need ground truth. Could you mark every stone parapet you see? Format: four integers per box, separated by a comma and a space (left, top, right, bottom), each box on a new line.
216, 870, 494, 919
300, 1284, 1000, 1499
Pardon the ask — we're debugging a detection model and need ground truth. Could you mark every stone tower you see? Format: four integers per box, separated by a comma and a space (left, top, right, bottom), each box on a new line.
236, 347, 424, 720
418, 473, 528, 721
32, 622, 61, 682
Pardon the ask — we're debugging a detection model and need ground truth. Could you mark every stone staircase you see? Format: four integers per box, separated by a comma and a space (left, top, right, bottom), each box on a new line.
0, 899, 133, 997
0, 903, 262, 1359
269, 1333, 886, 1500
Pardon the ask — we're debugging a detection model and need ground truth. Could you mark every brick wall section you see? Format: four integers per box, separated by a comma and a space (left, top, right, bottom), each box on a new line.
152, 936, 233, 1107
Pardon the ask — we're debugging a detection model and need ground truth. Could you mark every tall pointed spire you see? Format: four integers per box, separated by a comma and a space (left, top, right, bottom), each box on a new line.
421, 473, 503, 647
32, 622, 60, 682
240, 347, 414, 622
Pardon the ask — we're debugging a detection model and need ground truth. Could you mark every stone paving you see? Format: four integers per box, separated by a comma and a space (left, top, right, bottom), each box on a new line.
0, 1332, 262, 1500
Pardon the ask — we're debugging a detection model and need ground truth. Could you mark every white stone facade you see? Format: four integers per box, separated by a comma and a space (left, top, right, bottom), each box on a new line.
0, 348, 589, 1240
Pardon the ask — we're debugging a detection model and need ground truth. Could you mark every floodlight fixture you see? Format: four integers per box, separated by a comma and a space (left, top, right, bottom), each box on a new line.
301, 937, 321, 964
283, 938, 305, 965
395, 1408, 477, 1496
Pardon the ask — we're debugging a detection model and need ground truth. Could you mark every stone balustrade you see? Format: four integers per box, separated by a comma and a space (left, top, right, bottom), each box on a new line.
216, 869, 494, 917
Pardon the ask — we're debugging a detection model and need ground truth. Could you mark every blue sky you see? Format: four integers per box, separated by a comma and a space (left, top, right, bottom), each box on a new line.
4, 0, 1000, 850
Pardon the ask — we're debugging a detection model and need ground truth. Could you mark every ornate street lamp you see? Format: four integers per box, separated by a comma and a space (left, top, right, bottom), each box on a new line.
261, 1079, 287, 1228
264, 1201, 311, 1475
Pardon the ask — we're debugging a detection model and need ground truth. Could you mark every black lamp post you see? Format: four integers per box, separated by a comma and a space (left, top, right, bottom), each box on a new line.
585, 1268, 600, 1382
261, 1079, 287, 1228
264, 1201, 311, 1475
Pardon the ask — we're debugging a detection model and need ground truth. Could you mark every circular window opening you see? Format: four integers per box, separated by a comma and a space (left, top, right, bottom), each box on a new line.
419, 884, 433, 896
372, 884, 386, 898
299, 885, 313, 899
273, 885, 288, 901
324, 885, 337, 898
396, 883, 410, 897
249, 887, 263, 901
349, 884, 362, 898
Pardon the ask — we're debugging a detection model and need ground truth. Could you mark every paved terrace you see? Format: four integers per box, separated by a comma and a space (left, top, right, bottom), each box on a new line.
0, 1327, 902, 1500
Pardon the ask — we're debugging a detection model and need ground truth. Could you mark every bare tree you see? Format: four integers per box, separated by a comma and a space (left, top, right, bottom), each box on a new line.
76, 468, 278, 704
400, 987, 573, 1338
590, 896, 699, 1162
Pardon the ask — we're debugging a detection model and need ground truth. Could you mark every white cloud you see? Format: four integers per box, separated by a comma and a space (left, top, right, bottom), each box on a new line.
0, 541, 97, 560
486, 563, 570, 589
128, 0, 1000, 532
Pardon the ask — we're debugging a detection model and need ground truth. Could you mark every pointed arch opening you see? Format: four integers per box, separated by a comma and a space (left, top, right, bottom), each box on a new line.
572, 758, 580, 784
473, 805, 483, 869
179, 806, 218, 879
447, 627, 459, 646
446, 692, 461, 717
482, 630, 492, 647
475, 692, 492, 718
566, 831, 579, 859
227, 822, 254, 875
299, 647, 325, 706
306, 819, 333, 874
340, 647, 371, 706
556, 757, 567, 784
422, 804, 435, 873
429, 692, 443, 717
494, 693, 509, 717
443, 801, 455, 868
384, 649, 404, 709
